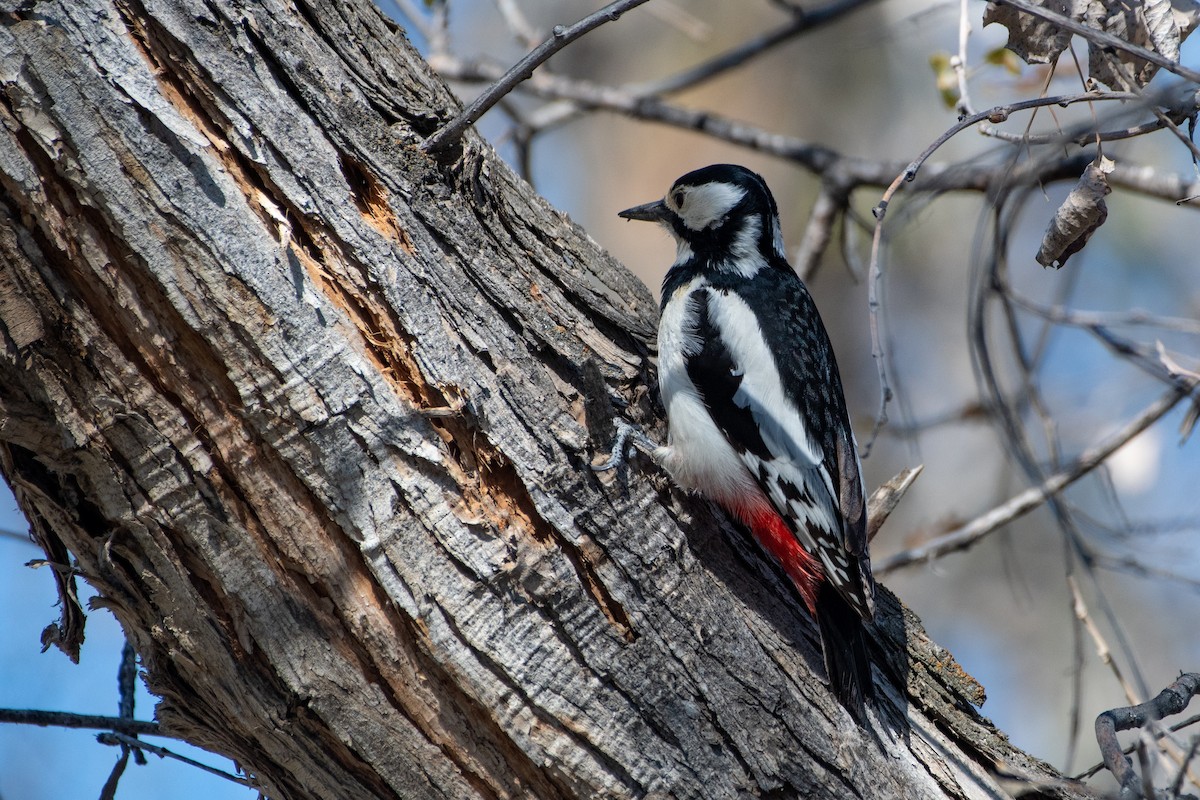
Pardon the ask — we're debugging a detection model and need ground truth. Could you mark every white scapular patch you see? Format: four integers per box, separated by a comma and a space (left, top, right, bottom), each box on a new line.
655, 277, 760, 507
704, 289, 842, 533
672, 182, 746, 232
705, 290, 824, 469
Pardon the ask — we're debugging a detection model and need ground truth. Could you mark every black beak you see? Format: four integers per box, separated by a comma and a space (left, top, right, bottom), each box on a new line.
618, 199, 669, 222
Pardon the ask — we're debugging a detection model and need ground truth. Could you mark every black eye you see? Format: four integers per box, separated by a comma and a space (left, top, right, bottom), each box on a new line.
672, 191, 685, 208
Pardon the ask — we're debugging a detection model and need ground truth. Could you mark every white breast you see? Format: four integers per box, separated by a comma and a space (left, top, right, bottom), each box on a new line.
655, 280, 760, 508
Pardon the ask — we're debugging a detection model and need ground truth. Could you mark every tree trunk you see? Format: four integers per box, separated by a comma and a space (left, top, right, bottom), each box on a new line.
0, 1, 1091, 798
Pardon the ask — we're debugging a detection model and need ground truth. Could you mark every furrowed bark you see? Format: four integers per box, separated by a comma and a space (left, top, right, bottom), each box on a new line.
0, 1, 1093, 798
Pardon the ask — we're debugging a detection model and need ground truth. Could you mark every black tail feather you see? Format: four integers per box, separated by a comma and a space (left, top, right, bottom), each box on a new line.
816, 581, 873, 721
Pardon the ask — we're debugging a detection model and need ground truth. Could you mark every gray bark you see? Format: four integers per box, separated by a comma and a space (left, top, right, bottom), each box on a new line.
0, 1, 1092, 798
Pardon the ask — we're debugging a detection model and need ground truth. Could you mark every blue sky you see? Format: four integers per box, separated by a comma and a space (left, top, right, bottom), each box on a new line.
0, 485, 255, 800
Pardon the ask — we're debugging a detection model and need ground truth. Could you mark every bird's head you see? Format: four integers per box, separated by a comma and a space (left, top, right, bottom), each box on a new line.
618, 164, 786, 273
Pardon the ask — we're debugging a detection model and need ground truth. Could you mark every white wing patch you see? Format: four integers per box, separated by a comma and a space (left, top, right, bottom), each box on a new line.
703, 289, 824, 469
702, 288, 856, 585
656, 280, 874, 617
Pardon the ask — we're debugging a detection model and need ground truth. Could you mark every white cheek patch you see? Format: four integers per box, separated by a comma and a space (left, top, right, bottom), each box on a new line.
679, 183, 746, 231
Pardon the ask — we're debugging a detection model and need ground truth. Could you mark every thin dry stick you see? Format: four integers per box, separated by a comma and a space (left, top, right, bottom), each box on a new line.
875, 383, 1193, 573
1111, 162, 1200, 205
521, 0, 879, 132
1101, 54, 1200, 163
495, 0, 541, 48
1137, 722, 1198, 796
1011, 293, 1200, 333
954, 0, 974, 115
98, 731, 254, 787
632, 0, 876, 96
1167, 735, 1200, 797
980, 76, 1200, 148
0, 708, 161, 736
422, 0, 652, 153
863, 91, 1141, 450
1068, 575, 1140, 704
434, 54, 1135, 189
793, 183, 844, 280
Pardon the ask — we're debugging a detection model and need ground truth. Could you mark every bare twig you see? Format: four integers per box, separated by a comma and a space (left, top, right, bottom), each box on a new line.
0, 708, 161, 736
117, 641, 146, 767
435, 55, 1137, 198
1068, 576, 1140, 704
1093, 551, 1200, 593
642, 1, 710, 41
97, 731, 254, 787
1167, 735, 1200, 798
865, 465, 922, 543
0, 526, 32, 542
1011, 293, 1200, 334
99, 745, 130, 800
1077, 713, 1200, 780
863, 91, 1138, 449
1111, 162, 1200, 205
954, 0, 974, 116
981, 116, 1148, 146
495, 0, 541, 47
422, 0, 652, 153
632, 0, 876, 97
427, 1, 449, 63
1095, 673, 1200, 795
875, 383, 1194, 574
1100, 56, 1200, 164
793, 181, 846, 280
489, 0, 878, 134
872, 93, 1141, 214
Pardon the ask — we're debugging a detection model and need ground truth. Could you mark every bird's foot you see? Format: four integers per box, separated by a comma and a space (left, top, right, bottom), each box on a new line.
592, 419, 659, 472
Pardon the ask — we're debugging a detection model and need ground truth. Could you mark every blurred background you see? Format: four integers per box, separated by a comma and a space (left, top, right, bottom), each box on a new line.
3, 0, 1198, 796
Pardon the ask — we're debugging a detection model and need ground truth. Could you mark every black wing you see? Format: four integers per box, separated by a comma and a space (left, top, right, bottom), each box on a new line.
687, 269, 874, 616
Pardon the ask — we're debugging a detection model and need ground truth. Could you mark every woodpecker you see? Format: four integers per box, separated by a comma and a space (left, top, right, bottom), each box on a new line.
615, 164, 875, 715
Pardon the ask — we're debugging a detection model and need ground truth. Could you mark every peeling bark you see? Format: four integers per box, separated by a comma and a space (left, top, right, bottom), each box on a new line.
0, 1, 1094, 798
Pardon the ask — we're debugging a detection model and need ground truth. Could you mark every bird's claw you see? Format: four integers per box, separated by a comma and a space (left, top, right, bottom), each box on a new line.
592, 419, 659, 472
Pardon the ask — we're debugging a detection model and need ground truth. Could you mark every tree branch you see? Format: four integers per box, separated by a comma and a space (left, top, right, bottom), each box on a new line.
97, 731, 254, 788
421, 0, 652, 153
876, 383, 1195, 574
0, 708, 162, 736
1096, 673, 1200, 795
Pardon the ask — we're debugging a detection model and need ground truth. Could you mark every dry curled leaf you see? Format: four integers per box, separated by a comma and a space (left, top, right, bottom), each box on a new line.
1087, 0, 1200, 88
1036, 156, 1114, 268
985, 0, 1200, 88
984, 0, 1081, 64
